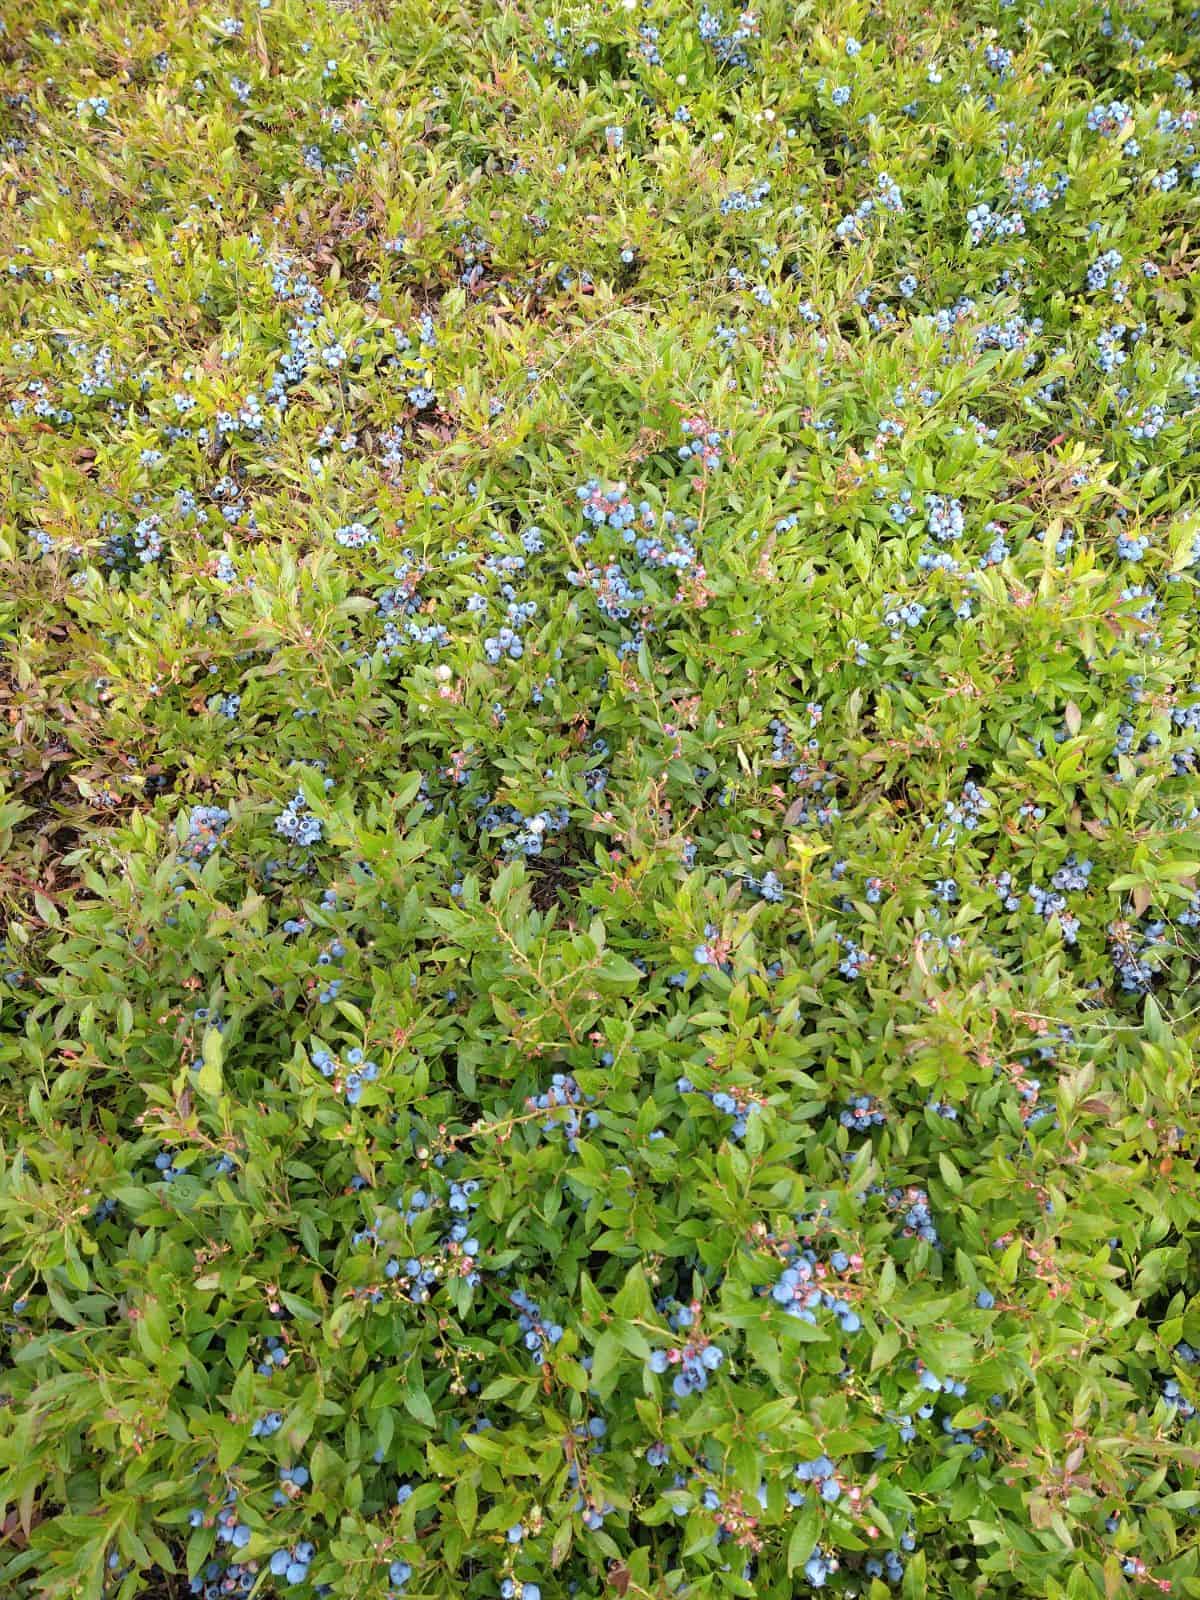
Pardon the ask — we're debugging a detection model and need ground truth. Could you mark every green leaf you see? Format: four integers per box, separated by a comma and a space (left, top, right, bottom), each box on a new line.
455, 1473, 477, 1533
591, 1330, 624, 1397
551, 1517, 573, 1568
403, 1385, 437, 1428
870, 1327, 902, 1372
197, 1028, 223, 1097
787, 1504, 820, 1574
937, 1153, 962, 1194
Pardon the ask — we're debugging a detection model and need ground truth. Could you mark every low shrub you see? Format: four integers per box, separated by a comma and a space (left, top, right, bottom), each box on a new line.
1, 1, 1200, 1598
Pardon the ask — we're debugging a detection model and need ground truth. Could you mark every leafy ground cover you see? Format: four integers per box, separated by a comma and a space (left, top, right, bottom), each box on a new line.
1, 0, 1200, 1596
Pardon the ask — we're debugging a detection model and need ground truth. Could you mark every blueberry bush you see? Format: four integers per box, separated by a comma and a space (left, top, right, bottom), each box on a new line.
1, 0, 1200, 1597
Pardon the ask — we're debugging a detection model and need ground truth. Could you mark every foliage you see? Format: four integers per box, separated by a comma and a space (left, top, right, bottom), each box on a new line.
1, 0, 1200, 1597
